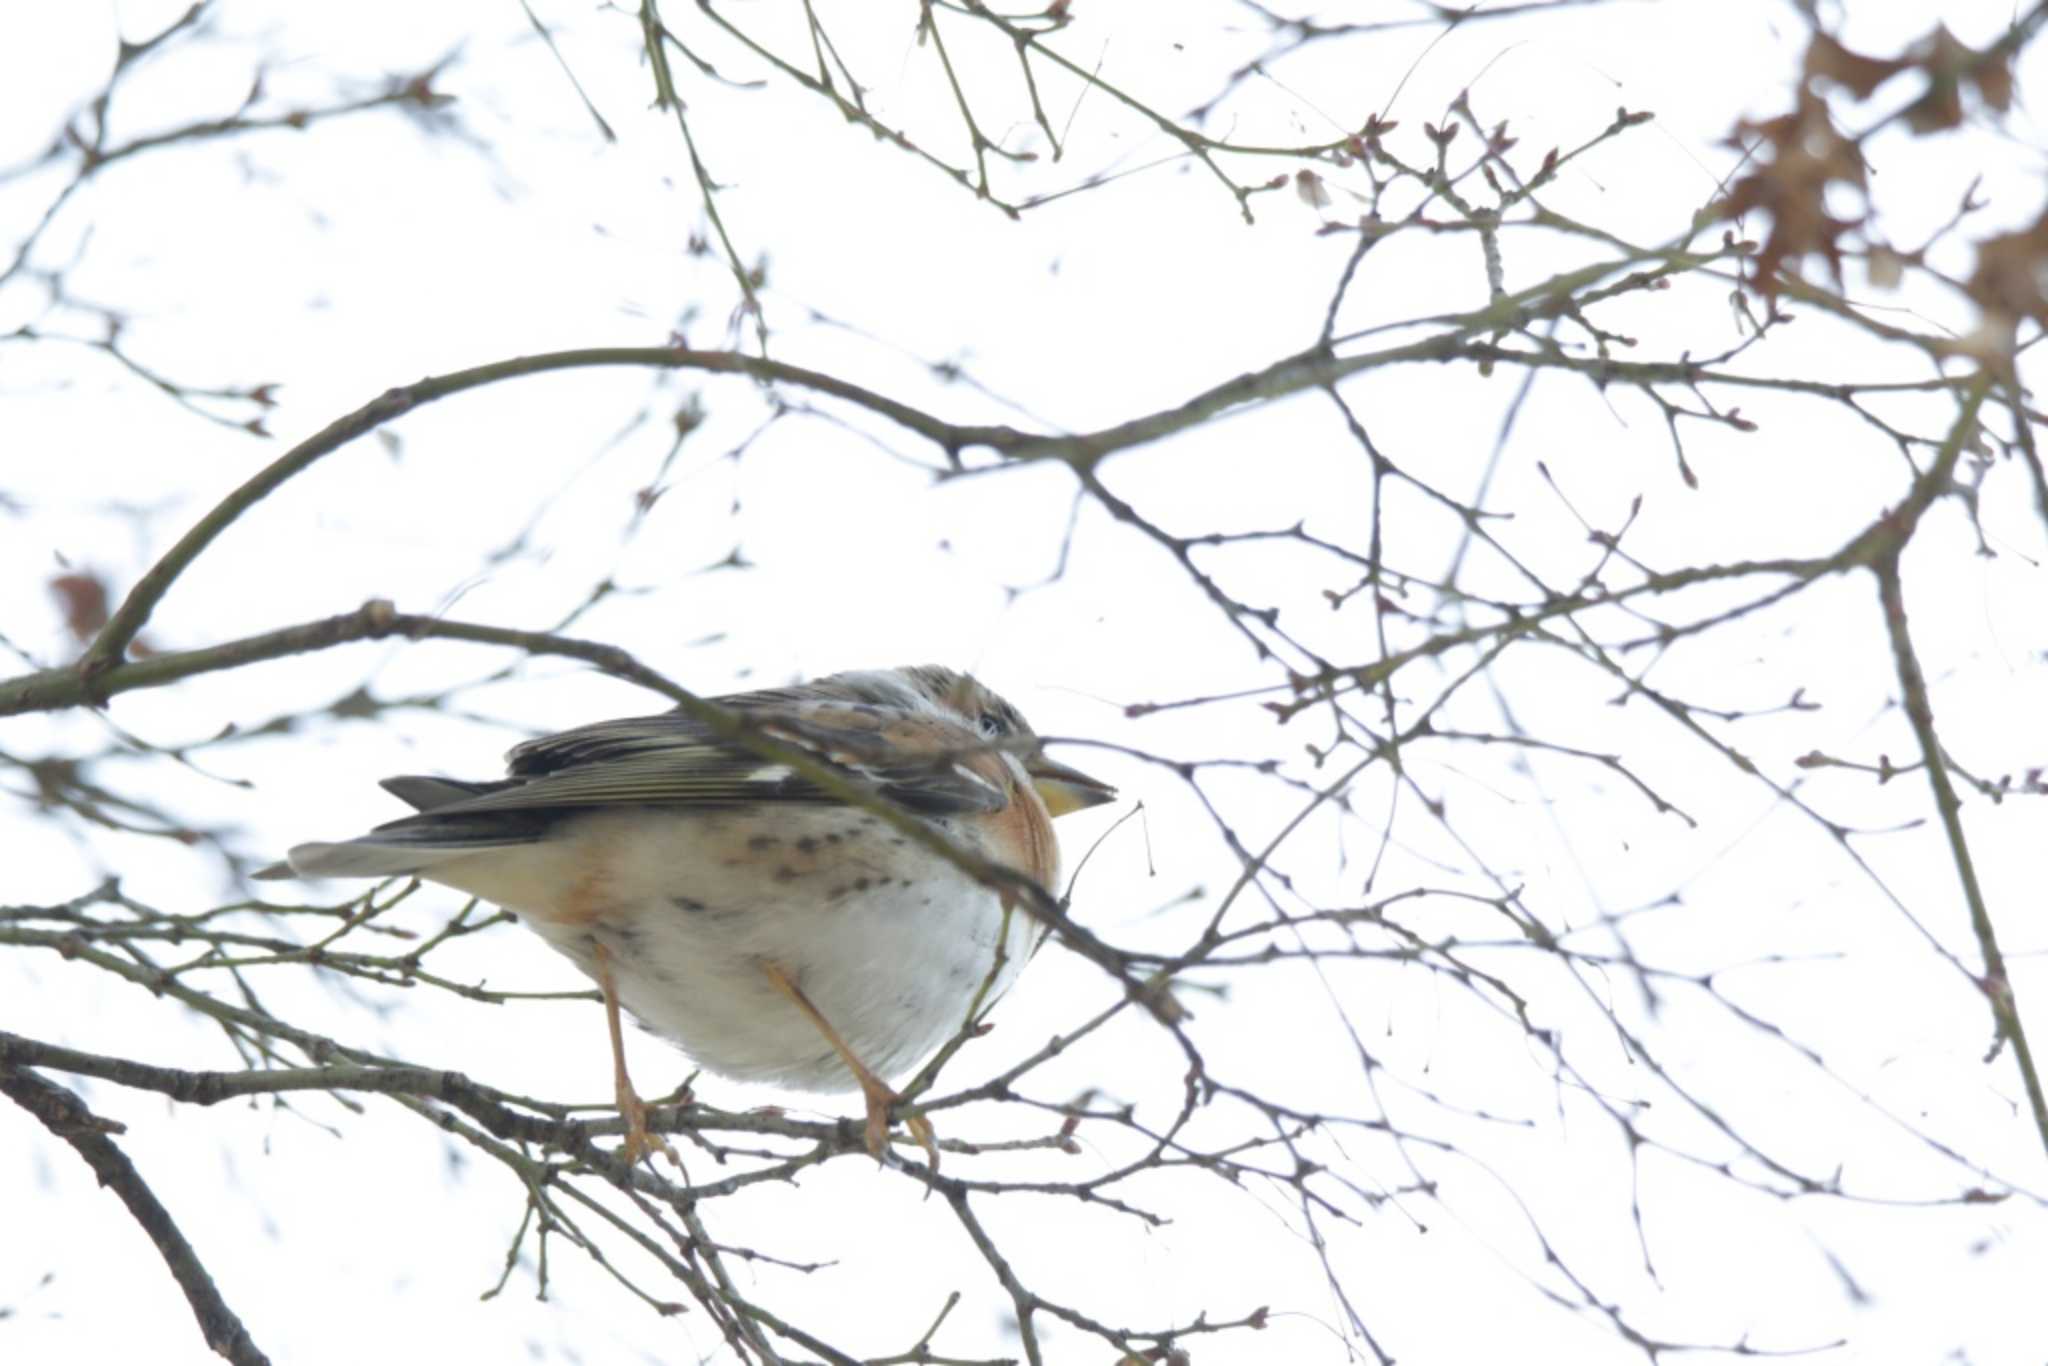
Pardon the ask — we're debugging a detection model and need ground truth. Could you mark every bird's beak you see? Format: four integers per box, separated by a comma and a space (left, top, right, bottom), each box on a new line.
1026, 752, 1117, 818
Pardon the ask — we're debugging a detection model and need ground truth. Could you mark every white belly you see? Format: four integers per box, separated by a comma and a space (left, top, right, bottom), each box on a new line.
426, 805, 1046, 1090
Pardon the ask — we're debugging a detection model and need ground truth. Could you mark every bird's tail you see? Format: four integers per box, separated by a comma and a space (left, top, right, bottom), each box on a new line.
253, 773, 532, 881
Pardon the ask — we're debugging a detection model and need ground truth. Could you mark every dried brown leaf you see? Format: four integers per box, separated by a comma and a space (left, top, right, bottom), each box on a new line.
1718, 92, 1868, 292
48, 571, 110, 644
1965, 211, 2048, 327
1803, 32, 1907, 99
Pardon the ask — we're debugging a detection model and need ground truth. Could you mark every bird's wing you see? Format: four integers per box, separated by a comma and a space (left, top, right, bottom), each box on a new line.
269, 689, 1016, 881
390, 694, 1011, 828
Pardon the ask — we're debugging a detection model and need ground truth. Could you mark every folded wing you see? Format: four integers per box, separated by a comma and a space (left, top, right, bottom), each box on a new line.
267, 690, 1010, 881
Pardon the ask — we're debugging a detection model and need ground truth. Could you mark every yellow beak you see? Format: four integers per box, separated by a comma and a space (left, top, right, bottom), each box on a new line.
1026, 752, 1117, 818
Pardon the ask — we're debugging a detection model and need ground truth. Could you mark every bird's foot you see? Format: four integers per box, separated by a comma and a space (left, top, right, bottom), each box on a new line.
856, 1073, 939, 1171
615, 1077, 680, 1168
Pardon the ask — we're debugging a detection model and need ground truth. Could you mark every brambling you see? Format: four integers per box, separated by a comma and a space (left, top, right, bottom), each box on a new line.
259, 665, 1115, 1166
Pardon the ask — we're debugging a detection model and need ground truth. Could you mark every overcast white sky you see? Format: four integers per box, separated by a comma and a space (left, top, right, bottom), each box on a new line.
5, 2, 2048, 1363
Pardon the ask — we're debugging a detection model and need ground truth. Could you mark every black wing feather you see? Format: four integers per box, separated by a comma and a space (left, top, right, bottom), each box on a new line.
361, 692, 1007, 847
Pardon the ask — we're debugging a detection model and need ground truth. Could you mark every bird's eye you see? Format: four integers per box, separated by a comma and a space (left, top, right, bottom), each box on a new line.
977, 711, 1008, 738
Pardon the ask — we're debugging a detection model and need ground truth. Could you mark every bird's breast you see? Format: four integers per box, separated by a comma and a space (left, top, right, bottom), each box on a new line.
451, 803, 1048, 1090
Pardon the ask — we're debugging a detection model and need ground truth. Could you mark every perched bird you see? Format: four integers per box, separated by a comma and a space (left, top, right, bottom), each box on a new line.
259, 665, 1115, 1166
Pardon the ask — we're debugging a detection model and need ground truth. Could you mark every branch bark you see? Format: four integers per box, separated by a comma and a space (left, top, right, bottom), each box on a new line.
0, 1064, 271, 1366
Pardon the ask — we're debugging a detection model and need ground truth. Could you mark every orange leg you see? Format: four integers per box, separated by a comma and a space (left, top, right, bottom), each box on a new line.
593, 940, 678, 1168
761, 962, 939, 1170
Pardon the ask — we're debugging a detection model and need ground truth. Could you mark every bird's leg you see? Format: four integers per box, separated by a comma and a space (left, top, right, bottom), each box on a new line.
592, 939, 678, 1168
760, 961, 939, 1170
